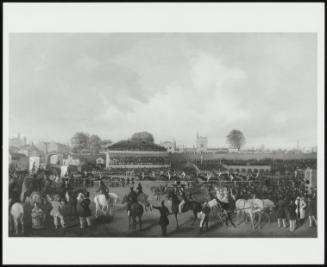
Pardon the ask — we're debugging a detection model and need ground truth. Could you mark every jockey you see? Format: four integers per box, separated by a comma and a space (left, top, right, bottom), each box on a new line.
178, 187, 188, 213
98, 180, 110, 201
127, 187, 138, 216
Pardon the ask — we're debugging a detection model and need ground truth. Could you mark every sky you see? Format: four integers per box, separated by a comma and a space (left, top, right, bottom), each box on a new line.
9, 33, 317, 149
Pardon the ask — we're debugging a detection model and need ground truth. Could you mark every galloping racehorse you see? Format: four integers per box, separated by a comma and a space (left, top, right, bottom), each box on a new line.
122, 195, 144, 230
167, 191, 202, 229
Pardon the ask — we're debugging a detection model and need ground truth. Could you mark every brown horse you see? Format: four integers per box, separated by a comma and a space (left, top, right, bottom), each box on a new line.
122, 195, 144, 230
167, 191, 202, 229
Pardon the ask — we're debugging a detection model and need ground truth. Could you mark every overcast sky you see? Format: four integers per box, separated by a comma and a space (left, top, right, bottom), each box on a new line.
9, 33, 317, 149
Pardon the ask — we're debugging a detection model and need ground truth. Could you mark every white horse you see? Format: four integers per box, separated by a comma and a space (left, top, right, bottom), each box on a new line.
235, 198, 275, 230
94, 194, 115, 218
10, 202, 24, 235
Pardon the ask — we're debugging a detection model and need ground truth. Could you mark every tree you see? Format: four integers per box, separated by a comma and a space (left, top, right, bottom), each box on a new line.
71, 132, 90, 153
131, 131, 154, 143
226, 130, 246, 151
89, 134, 102, 154
100, 139, 113, 147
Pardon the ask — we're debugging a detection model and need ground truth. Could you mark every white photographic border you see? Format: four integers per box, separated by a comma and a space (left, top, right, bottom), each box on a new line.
2, 3, 325, 264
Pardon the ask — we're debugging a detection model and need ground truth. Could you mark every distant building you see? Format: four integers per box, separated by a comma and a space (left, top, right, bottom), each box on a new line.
207, 148, 229, 154
196, 132, 208, 153
96, 157, 105, 165
63, 154, 81, 166
160, 141, 177, 153
221, 163, 271, 173
9, 133, 27, 148
36, 141, 70, 154
9, 153, 29, 171
48, 154, 64, 165
228, 148, 239, 153
18, 144, 43, 158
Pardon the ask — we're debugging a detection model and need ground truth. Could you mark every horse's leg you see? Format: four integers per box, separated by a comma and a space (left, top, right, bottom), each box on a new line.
175, 213, 179, 229
191, 210, 197, 226
139, 216, 142, 230
14, 218, 19, 235
257, 212, 262, 229
249, 212, 256, 230
95, 204, 99, 218
229, 211, 236, 227
109, 205, 113, 216
133, 216, 137, 229
20, 215, 24, 234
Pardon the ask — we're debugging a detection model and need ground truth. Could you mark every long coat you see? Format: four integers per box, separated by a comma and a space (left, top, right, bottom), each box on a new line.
295, 197, 307, 219
276, 199, 287, 219
76, 198, 91, 217
288, 203, 297, 220
307, 197, 317, 217
153, 205, 170, 226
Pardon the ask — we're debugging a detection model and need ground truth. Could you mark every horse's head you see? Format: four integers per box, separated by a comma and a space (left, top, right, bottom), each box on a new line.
76, 192, 85, 202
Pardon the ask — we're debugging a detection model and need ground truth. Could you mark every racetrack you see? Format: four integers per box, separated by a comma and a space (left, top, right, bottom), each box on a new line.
10, 180, 317, 238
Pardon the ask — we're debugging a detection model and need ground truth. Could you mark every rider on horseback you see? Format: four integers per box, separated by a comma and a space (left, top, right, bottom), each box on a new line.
127, 187, 138, 216
98, 180, 110, 201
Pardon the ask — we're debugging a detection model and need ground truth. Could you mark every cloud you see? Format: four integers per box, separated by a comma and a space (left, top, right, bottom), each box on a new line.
9, 33, 317, 149
101, 49, 249, 146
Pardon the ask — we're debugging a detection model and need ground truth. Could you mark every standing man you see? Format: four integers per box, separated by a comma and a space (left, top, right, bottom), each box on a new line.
127, 187, 138, 216
307, 192, 317, 228
152, 200, 170, 237
178, 187, 188, 213
137, 182, 143, 196
276, 194, 288, 228
199, 200, 210, 232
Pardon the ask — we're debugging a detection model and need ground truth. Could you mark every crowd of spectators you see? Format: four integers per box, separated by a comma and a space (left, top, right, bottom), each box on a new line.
110, 156, 169, 166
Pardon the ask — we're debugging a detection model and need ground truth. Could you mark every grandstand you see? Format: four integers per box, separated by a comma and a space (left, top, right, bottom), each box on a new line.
105, 139, 171, 178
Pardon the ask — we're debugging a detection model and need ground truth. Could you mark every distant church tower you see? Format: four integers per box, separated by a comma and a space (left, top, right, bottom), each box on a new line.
196, 132, 208, 153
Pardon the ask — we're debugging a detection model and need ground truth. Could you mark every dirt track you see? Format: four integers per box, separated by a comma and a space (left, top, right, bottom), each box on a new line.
10, 181, 317, 238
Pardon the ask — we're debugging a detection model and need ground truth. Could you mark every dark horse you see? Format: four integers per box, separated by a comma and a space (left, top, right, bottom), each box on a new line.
214, 198, 236, 227
167, 191, 202, 229
122, 195, 144, 230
